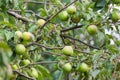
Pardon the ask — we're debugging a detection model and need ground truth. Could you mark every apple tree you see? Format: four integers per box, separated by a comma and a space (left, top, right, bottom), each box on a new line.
0, 0, 120, 80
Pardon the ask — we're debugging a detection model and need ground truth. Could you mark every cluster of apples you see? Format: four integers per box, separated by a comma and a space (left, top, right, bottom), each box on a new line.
12, 64, 38, 78
12, 50, 38, 78
14, 31, 34, 55
61, 46, 90, 73
58, 5, 80, 23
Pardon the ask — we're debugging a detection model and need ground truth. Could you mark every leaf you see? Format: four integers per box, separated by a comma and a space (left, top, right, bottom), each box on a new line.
94, 0, 107, 10
38, 71, 43, 80
0, 41, 12, 57
107, 45, 119, 54
0, 21, 17, 29
36, 65, 51, 79
38, 8, 47, 17
58, 71, 64, 80
4, 30, 14, 41
0, 41, 12, 66
91, 69, 100, 78
93, 31, 105, 48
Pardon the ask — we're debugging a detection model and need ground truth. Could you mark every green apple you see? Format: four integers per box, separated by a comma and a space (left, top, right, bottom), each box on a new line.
15, 44, 26, 55
87, 25, 98, 35
62, 46, 73, 55
78, 63, 89, 72
31, 68, 38, 78
22, 59, 30, 65
58, 11, 69, 21
71, 14, 80, 23
63, 63, 72, 72
22, 32, 34, 41
37, 19, 46, 27
15, 31, 22, 39
111, 10, 120, 22
67, 5, 76, 15
12, 64, 18, 70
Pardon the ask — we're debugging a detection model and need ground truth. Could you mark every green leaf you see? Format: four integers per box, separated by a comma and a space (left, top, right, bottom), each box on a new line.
4, 30, 14, 41
93, 31, 105, 48
91, 69, 100, 78
0, 41, 12, 66
38, 8, 47, 17
0, 21, 17, 29
38, 71, 43, 80
94, 0, 107, 10
0, 41, 12, 57
36, 65, 51, 79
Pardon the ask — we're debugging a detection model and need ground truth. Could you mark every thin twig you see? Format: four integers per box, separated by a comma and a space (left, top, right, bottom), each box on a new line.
61, 24, 83, 32
7, 10, 34, 23
24, 1, 54, 5
17, 61, 58, 70
61, 35, 100, 50
26, 42, 63, 50
60, 35, 66, 45
13, 70, 36, 80
8, 9, 44, 19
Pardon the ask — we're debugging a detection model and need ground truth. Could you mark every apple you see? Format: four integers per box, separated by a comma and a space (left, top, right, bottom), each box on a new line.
22, 59, 30, 65
31, 68, 38, 78
15, 31, 22, 39
78, 63, 89, 72
111, 10, 120, 22
87, 25, 98, 35
67, 5, 76, 15
62, 46, 74, 55
15, 44, 26, 55
63, 63, 72, 72
37, 19, 46, 27
12, 64, 18, 70
71, 14, 80, 23
22, 32, 34, 41
58, 11, 69, 21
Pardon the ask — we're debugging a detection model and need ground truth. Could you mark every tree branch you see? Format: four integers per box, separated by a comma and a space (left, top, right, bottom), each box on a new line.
7, 10, 34, 23
26, 42, 63, 50
8, 9, 44, 19
17, 61, 58, 70
61, 35, 100, 50
61, 24, 83, 32
13, 70, 36, 80
24, 1, 54, 5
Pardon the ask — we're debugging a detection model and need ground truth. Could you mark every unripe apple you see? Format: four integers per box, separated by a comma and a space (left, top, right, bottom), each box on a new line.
31, 68, 38, 78
12, 64, 18, 70
15, 44, 26, 55
111, 10, 120, 22
37, 19, 46, 27
15, 31, 22, 39
67, 5, 76, 15
62, 46, 74, 55
78, 63, 89, 72
58, 11, 69, 21
22, 59, 30, 65
71, 14, 80, 23
87, 25, 98, 35
63, 63, 72, 72
22, 32, 34, 41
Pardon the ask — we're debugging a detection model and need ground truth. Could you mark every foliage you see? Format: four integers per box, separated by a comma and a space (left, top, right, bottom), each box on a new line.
0, 0, 120, 80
